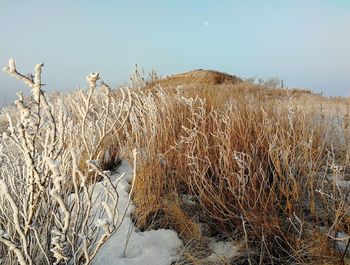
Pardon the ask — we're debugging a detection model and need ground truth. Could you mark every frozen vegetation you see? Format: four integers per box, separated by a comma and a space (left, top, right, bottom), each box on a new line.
0, 59, 350, 264
90, 160, 183, 265
0, 59, 183, 264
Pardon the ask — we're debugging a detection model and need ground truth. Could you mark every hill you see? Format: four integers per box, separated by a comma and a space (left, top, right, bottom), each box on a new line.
146, 69, 243, 88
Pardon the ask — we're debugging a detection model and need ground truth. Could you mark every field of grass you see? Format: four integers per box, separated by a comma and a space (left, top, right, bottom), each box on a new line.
0, 61, 349, 264
119, 71, 350, 264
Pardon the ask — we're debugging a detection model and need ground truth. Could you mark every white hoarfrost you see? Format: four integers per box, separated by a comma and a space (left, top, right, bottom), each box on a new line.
205, 239, 239, 264
0, 58, 181, 264
91, 159, 183, 265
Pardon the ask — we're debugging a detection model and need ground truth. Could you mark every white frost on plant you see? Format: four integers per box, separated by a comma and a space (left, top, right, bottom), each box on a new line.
2, 132, 8, 139
0, 229, 10, 239
96, 218, 111, 234
0, 179, 9, 194
2, 58, 16, 73
9, 58, 16, 72
87, 72, 100, 88
32, 63, 44, 101
100, 83, 110, 95
46, 157, 65, 192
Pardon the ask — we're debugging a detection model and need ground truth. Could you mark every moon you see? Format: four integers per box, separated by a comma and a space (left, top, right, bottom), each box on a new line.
204, 21, 209, 26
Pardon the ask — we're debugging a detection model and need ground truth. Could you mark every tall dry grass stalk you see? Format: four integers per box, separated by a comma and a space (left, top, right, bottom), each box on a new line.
116, 78, 350, 264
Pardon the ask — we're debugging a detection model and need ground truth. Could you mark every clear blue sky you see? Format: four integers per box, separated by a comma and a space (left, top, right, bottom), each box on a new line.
1, 0, 349, 105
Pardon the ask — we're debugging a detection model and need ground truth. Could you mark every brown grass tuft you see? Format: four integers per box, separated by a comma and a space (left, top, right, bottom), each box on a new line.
115, 70, 350, 263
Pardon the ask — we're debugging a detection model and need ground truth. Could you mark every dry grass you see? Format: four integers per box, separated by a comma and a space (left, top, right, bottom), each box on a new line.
114, 70, 350, 264
1, 63, 349, 264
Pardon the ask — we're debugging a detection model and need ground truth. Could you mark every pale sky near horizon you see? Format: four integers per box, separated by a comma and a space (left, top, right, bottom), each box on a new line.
1, 0, 349, 106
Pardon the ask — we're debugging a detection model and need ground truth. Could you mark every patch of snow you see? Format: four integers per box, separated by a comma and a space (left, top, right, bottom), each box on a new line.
205, 239, 239, 264
335, 180, 350, 189
336, 231, 350, 255
92, 159, 183, 265
326, 174, 350, 189
179, 194, 197, 206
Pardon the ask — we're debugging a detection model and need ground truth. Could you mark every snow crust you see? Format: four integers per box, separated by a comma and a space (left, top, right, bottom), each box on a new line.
205, 239, 239, 263
92, 160, 183, 265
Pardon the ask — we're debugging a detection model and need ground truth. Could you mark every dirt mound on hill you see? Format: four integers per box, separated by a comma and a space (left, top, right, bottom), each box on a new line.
145, 69, 242, 89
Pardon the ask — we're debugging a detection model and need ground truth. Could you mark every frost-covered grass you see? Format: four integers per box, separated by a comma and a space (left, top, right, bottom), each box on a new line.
115, 74, 350, 264
1, 59, 350, 264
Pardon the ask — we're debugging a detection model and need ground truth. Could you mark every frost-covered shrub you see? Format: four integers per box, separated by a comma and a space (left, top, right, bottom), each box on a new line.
0, 59, 131, 264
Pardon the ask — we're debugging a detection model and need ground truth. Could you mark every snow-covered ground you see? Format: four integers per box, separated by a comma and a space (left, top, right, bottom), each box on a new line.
92, 160, 183, 265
